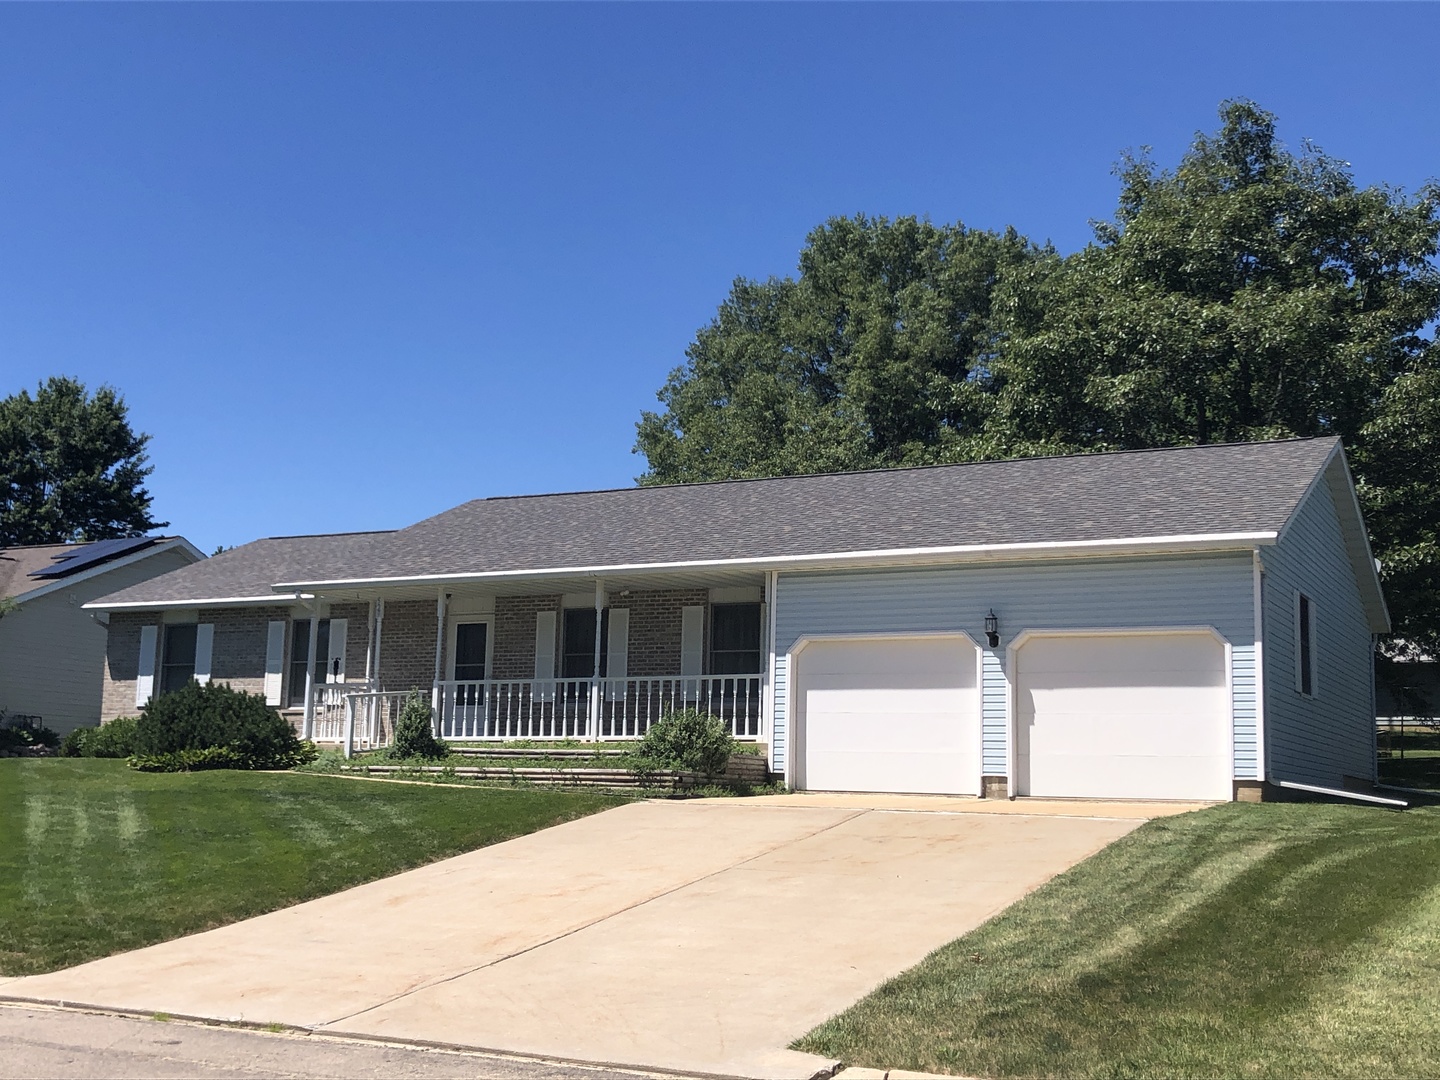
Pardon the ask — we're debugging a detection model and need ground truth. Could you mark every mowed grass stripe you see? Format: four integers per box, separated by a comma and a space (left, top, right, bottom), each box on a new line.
0, 759, 625, 977
796, 803, 1440, 1079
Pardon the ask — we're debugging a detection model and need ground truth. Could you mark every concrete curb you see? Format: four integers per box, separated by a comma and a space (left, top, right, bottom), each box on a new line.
0, 996, 834, 1080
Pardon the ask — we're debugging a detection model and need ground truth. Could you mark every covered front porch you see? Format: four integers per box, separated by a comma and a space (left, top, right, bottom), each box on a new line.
296, 567, 773, 755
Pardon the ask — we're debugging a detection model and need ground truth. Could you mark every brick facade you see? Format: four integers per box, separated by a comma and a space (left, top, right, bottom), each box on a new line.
98, 588, 739, 721
205, 604, 292, 699
101, 612, 155, 721
610, 589, 709, 677
375, 599, 440, 693
491, 595, 562, 679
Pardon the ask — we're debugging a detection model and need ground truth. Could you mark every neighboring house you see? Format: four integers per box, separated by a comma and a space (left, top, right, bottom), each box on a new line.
84, 437, 1387, 802
0, 537, 204, 735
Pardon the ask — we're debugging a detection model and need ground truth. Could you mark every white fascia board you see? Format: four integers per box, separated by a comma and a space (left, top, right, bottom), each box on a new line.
272, 531, 1279, 593
83, 593, 309, 611
12, 538, 203, 607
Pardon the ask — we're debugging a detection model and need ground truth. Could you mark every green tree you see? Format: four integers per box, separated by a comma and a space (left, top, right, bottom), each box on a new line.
635, 215, 1048, 483
987, 101, 1440, 454
635, 101, 1440, 657
0, 377, 165, 545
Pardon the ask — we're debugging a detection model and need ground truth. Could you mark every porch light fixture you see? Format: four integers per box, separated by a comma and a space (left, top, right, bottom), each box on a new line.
985, 610, 1000, 649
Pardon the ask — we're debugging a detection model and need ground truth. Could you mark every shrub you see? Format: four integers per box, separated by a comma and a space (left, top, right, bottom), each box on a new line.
386, 691, 448, 760
633, 709, 736, 776
60, 716, 139, 758
129, 743, 317, 772
0, 712, 60, 756
133, 681, 312, 769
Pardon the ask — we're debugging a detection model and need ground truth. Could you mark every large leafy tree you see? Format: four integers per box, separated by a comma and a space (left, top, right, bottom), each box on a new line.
636, 215, 1048, 482
0, 377, 165, 546
988, 101, 1440, 454
636, 101, 1440, 659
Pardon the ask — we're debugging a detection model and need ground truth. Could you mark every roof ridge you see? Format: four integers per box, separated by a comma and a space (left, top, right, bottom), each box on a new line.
459, 435, 1338, 506
261, 529, 399, 541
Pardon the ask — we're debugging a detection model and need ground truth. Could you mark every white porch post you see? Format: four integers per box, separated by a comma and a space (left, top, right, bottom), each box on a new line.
763, 570, 778, 745
343, 694, 356, 759
364, 599, 376, 686
372, 598, 385, 689
432, 589, 448, 731
590, 577, 605, 742
301, 601, 319, 740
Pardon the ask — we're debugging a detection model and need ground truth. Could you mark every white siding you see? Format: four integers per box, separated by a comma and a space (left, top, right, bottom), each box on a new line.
0, 547, 194, 734
1262, 475, 1377, 787
772, 553, 1255, 779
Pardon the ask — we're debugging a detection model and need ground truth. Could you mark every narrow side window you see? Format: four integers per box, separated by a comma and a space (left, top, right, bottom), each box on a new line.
1297, 593, 1315, 696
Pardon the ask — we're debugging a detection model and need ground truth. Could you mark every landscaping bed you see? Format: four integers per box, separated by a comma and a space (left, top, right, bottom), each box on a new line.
796, 801, 1440, 1079
0, 757, 624, 977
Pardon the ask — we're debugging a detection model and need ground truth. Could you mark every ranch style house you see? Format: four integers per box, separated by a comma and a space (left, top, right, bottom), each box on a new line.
85, 437, 1388, 802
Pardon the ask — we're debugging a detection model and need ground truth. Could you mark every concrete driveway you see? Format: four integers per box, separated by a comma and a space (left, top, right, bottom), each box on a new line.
1, 795, 1188, 1078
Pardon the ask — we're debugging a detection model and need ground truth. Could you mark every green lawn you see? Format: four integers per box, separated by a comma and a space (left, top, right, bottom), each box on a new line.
797, 802, 1440, 1079
0, 758, 625, 977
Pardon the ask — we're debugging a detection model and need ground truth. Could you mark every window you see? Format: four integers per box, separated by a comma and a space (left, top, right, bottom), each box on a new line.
454, 623, 489, 682
160, 624, 198, 695
1297, 593, 1316, 696
289, 618, 331, 705
710, 603, 762, 675
561, 608, 608, 678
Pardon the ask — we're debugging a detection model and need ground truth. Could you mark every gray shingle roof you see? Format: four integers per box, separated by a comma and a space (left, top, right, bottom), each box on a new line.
90, 531, 395, 607
292, 437, 1338, 583
89, 438, 1341, 605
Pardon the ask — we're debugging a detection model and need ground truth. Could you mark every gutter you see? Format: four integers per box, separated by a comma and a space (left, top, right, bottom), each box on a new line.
271, 531, 1280, 594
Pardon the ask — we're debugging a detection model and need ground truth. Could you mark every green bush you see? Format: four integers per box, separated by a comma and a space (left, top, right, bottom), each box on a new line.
0, 713, 60, 755
129, 743, 317, 772
59, 716, 139, 758
133, 681, 312, 769
386, 691, 448, 760
633, 709, 735, 776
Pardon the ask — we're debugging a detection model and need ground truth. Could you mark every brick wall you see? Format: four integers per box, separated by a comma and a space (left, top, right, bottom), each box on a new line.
611, 589, 709, 677
492, 595, 562, 679
101, 612, 156, 721
204, 604, 292, 698
376, 599, 440, 693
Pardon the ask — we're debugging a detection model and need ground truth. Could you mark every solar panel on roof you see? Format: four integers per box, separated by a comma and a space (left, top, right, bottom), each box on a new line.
28, 536, 158, 579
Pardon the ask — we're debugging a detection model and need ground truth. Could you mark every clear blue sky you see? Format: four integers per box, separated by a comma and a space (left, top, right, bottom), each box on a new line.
3, 3, 1437, 554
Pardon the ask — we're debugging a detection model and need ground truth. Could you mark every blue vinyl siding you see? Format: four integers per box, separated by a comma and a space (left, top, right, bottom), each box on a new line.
771, 552, 1256, 779
981, 649, 1007, 774
1262, 471, 1377, 787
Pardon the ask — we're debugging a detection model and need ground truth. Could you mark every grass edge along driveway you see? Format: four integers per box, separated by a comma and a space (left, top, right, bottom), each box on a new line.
2, 758, 626, 977
796, 801, 1440, 1079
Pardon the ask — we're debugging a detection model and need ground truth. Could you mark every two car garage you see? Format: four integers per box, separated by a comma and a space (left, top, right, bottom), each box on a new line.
791, 629, 1233, 802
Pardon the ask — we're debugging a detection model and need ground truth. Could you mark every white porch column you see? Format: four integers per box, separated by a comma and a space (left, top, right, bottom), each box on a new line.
372, 598, 386, 690
590, 577, 605, 742
364, 599, 376, 686
431, 589, 449, 725
301, 601, 319, 740
764, 570, 779, 747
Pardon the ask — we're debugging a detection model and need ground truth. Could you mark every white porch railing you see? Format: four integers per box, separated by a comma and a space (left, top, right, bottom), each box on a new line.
435, 678, 595, 741
309, 682, 375, 743
344, 690, 411, 755
597, 675, 763, 739
311, 673, 765, 751
433, 674, 763, 742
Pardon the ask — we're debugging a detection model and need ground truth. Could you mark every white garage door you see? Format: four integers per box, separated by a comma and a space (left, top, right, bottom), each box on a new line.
1015, 632, 1231, 801
796, 635, 980, 795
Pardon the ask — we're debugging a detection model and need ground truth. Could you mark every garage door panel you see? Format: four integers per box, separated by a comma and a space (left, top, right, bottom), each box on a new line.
798, 636, 980, 796
799, 638, 978, 682
1016, 632, 1230, 801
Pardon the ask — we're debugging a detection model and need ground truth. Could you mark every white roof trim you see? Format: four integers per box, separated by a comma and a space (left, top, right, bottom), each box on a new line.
11, 538, 204, 607
84, 592, 309, 611
273, 531, 1280, 593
